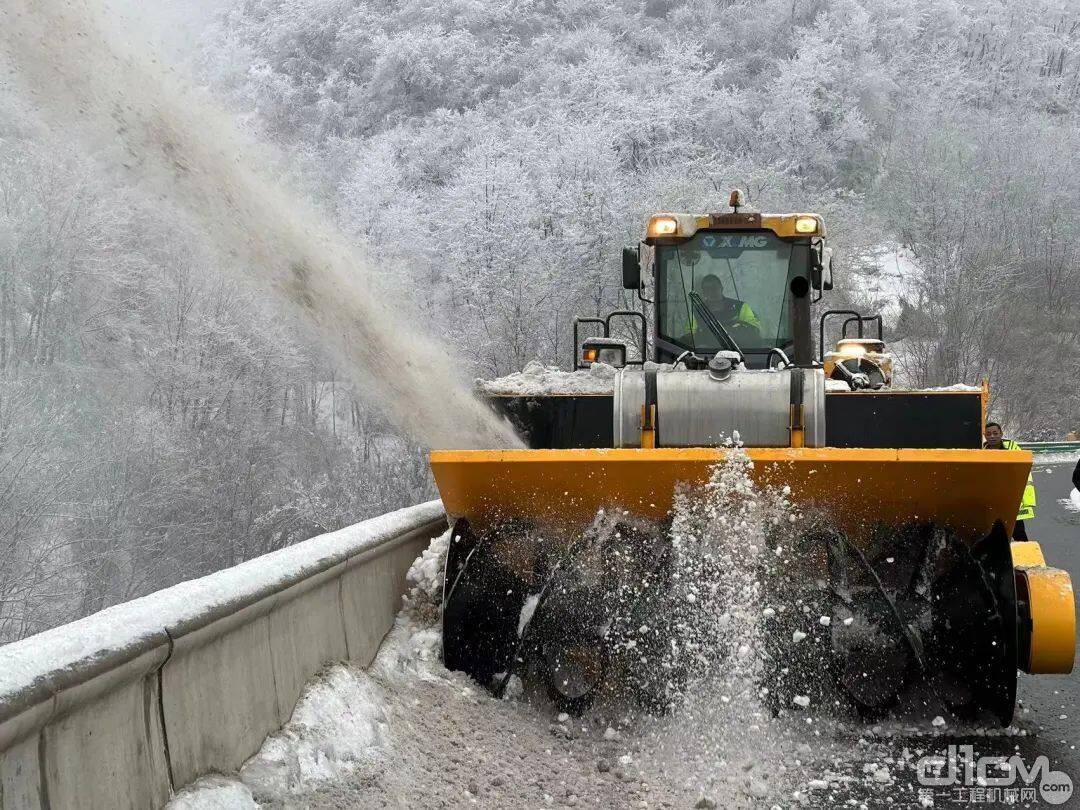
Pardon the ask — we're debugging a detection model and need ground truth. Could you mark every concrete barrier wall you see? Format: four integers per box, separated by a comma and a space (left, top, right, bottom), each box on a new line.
0, 501, 446, 810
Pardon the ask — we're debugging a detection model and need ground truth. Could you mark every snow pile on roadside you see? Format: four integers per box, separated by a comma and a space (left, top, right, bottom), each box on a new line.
164, 665, 392, 808
164, 529, 453, 809
238, 666, 390, 800
167, 776, 258, 809
476, 359, 618, 396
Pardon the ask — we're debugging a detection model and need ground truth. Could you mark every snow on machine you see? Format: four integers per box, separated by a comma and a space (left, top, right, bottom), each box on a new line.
430, 192, 1075, 723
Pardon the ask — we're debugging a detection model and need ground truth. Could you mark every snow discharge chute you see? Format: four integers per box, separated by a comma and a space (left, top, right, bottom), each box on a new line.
429, 198, 1075, 723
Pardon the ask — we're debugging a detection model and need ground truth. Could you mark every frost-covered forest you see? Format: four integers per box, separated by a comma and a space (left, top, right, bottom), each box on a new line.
3, 0, 1080, 640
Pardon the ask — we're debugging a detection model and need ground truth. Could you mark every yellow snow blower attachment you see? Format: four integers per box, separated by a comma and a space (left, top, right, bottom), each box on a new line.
431, 192, 1075, 723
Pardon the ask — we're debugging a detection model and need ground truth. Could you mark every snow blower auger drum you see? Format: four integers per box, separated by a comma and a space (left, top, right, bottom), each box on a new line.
763, 520, 1027, 724
431, 196, 1076, 725
441, 515, 679, 715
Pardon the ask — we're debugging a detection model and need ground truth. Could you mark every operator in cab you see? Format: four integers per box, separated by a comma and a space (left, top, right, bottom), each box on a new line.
681, 273, 762, 347
984, 421, 1036, 541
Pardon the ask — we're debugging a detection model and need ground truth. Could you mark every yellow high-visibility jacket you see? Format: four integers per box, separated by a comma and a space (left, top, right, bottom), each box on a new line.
1001, 438, 1037, 521
685, 298, 762, 335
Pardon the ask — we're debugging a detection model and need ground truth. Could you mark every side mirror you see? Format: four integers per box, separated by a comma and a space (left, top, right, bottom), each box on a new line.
622, 246, 641, 290
811, 246, 834, 291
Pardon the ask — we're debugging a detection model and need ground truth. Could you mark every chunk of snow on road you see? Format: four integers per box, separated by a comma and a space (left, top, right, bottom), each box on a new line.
166, 776, 258, 809
404, 626, 442, 661
477, 359, 618, 396
819, 616, 831, 626
1064, 488, 1080, 513
793, 695, 811, 708
932, 715, 946, 727
792, 630, 807, 642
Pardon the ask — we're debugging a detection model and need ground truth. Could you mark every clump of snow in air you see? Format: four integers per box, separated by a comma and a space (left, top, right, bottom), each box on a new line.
477, 359, 620, 396
517, 593, 541, 636
0, 0, 519, 451
401, 526, 452, 628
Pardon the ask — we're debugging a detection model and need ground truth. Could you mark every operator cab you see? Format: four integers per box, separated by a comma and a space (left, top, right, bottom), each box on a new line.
578, 190, 833, 370
654, 228, 801, 367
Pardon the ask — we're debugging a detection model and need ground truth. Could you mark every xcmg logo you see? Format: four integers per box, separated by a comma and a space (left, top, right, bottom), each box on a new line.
917, 745, 1073, 805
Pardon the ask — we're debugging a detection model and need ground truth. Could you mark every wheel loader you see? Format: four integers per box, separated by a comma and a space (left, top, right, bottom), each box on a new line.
429, 192, 1075, 724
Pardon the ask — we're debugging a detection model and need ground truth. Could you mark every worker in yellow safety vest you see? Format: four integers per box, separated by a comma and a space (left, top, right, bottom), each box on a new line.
984, 421, 1036, 541
680, 274, 763, 347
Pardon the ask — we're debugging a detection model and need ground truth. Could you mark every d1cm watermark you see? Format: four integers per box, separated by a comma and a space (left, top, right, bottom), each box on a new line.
917, 744, 1072, 805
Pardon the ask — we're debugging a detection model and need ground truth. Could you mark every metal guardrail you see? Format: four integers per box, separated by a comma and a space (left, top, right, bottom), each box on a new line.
1023, 441, 1080, 456
0, 501, 447, 810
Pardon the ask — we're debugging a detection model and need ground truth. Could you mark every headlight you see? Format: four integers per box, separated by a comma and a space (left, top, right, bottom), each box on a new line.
795, 216, 819, 234
648, 216, 678, 237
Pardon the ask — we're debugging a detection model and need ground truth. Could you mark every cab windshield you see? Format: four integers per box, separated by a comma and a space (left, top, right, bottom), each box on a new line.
656, 230, 799, 356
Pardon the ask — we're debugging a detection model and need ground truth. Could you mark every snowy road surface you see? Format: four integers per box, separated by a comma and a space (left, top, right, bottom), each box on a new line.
171, 463, 1080, 809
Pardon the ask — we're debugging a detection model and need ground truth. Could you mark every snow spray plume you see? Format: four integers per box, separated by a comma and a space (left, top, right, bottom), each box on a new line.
643, 449, 800, 802
0, 0, 520, 450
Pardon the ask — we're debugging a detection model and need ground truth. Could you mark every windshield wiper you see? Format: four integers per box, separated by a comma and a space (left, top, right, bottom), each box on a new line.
689, 291, 745, 364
